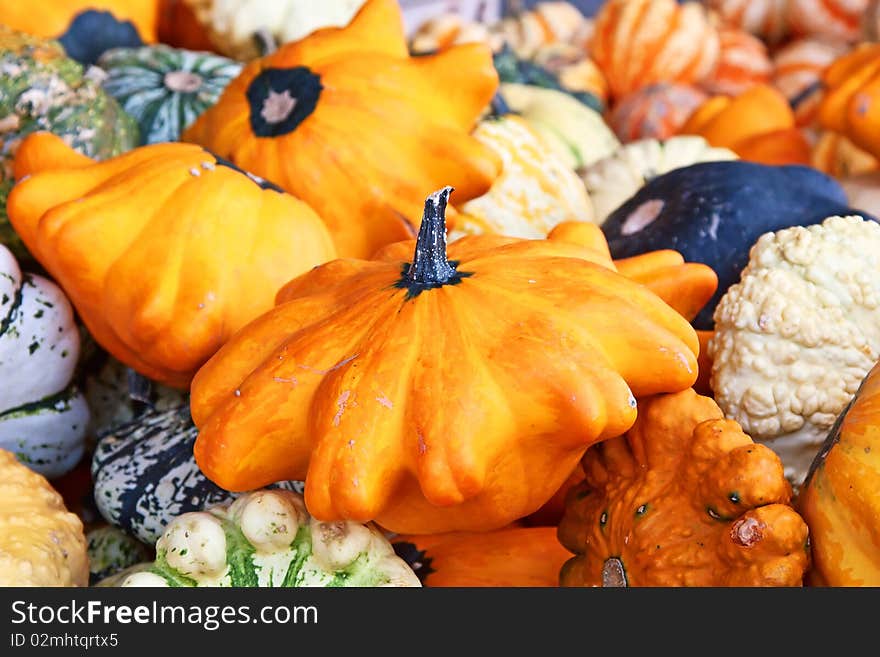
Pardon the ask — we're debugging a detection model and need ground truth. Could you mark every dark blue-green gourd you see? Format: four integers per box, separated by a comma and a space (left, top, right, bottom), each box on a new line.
601, 160, 877, 329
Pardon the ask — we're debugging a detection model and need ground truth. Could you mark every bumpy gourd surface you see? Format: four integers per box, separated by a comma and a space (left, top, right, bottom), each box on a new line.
558, 389, 810, 587
114, 490, 420, 587
0, 448, 88, 586
710, 215, 880, 488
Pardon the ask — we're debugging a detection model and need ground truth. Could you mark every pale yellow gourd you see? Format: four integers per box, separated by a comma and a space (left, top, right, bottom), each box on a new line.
0, 449, 88, 586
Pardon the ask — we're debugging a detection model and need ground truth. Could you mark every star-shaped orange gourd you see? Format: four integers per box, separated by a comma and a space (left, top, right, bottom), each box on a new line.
191, 188, 700, 534
182, 0, 502, 259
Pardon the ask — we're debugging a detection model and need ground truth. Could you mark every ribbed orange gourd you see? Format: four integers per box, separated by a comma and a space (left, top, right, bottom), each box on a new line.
680, 84, 812, 165
558, 389, 811, 587
702, 28, 773, 97
590, 0, 720, 100
818, 43, 880, 161
800, 361, 880, 586
788, 0, 868, 42
182, 0, 501, 259
191, 188, 700, 534
0, 0, 160, 42
6, 132, 336, 389
704, 0, 789, 44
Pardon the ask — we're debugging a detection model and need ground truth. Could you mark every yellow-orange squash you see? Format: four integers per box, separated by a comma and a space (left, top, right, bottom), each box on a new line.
590, 0, 720, 100
818, 43, 880, 161
0, 0, 160, 42
7, 132, 336, 389
190, 188, 700, 534
799, 361, 880, 586
558, 389, 811, 587
680, 84, 812, 165
391, 526, 570, 587
451, 113, 594, 240
183, 0, 501, 259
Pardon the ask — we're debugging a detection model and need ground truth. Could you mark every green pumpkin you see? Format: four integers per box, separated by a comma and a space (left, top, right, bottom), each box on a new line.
98, 45, 243, 145
0, 27, 139, 264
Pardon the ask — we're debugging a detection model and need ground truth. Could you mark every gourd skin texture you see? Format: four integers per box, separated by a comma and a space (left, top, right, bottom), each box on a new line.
0, 0, 160, 43
607, 84, 708, 143
800, 361, 880, 586
392, 526, 571, 587
709, 216, 880, 490
498, 82, 620, 170
819, 43, 880, 162
183, 0, 501, 260
191, 191, 700, 535
98, 44, 243, 144
601, 160, 862, 329
7, 132, 337, 388
0, 28, 139, 262
0, 448, 88, 586
110, 489, 420, 587
92, 404, 303, 545
580, 136, 737, 225
452, 113, 595, 240
557, 390, 810, 587
0, 244, 89, 479
182, 0, 368, 60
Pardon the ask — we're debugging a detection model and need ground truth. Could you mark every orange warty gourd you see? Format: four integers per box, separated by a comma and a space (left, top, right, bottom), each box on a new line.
558, 389, 811, 587
680, 84, 812, 165
0, 0, 160, 42
818, 43, 880, 161
590, 0, 720, 100
799, 361, 880, 586
6, 132, 336, 389
191, 188, 700, 534
391, 526, 571, 587
182, 0, 501, 259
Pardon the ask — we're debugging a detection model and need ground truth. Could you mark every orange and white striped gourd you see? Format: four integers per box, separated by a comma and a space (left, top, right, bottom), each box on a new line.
702, 28, 773, 97
787, 0, 869, 42
703, 0, 789, 44
772, 37, 851, 126
591, 0, 721, 100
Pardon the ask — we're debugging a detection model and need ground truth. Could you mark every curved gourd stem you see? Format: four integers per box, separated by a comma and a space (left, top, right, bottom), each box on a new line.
405, 186, 457, 286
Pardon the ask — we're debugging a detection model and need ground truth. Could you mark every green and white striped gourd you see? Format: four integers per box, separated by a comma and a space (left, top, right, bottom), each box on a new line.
97, 44, 242, 144
0, 243, 89, 479
92, 404, 303, 545
108, 489, 420, 587
0, 27, 139, 264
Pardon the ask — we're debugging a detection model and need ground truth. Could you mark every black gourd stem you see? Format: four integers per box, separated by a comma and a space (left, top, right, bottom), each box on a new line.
405, 187, 457, 286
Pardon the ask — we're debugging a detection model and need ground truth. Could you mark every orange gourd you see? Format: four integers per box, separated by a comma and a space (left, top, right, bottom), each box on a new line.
799, 361, 880, 586
607, 84, 708, 143
811, 130, 880, 177
680, 84, 812, 165
818, 43, 880, 161
772, 37, 850, 127
190, 188, 699, 534
0, 0, 160, 42
590, 0, 720, 100
704, 0, 789, 44
702, 28, 773, 97
558, 389, 811, 587
182, 0, 501, 259
391, 526, 571, 587
788, 0, 868, 42
7, 132, 336, 389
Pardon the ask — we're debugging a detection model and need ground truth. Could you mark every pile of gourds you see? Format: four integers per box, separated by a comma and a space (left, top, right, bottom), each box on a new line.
1, 0, 879, 589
